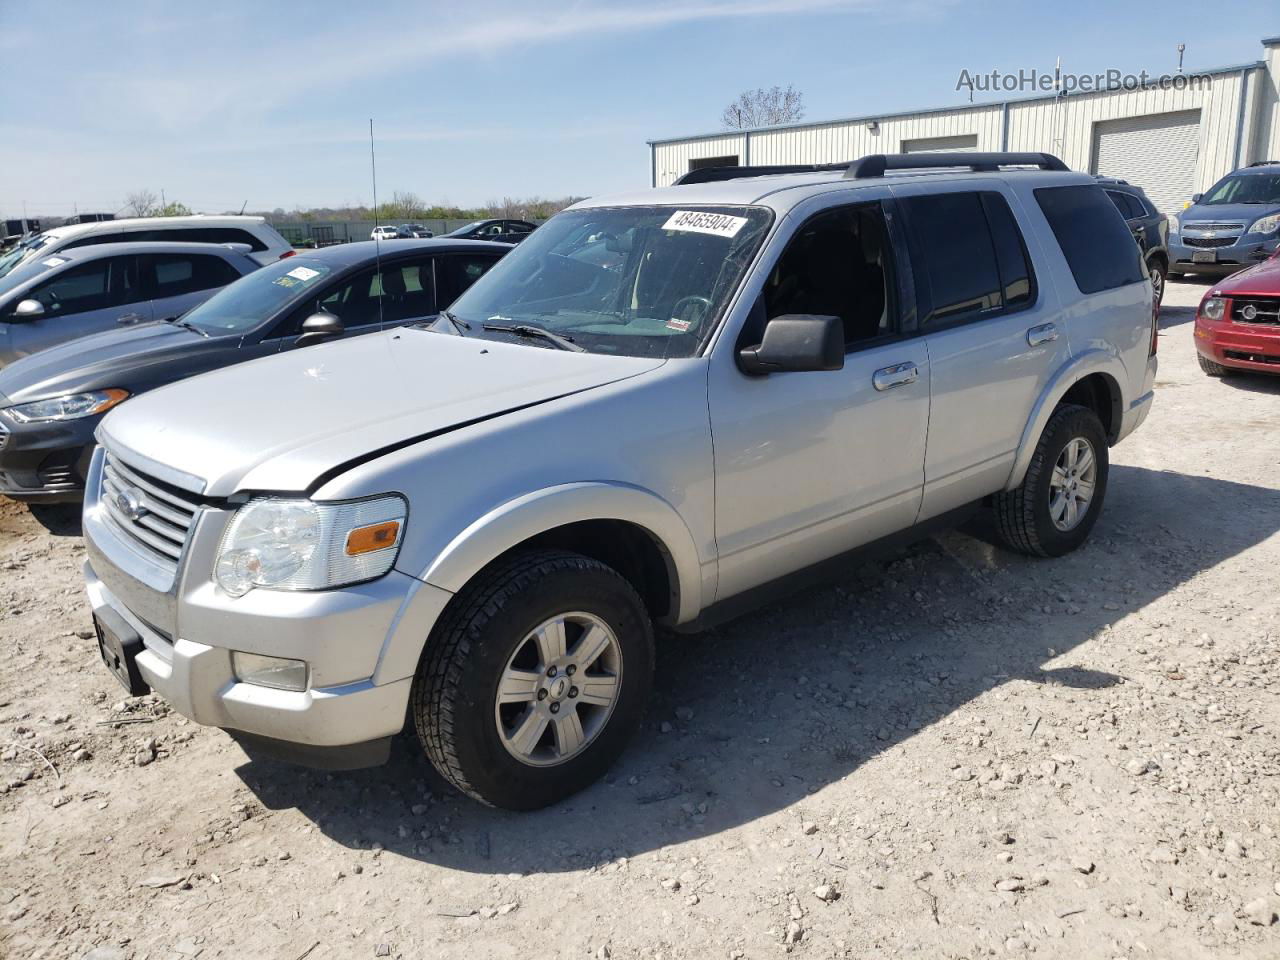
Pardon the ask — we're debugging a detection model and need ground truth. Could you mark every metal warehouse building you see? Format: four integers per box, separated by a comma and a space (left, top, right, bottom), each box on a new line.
648, 36, 1280, 214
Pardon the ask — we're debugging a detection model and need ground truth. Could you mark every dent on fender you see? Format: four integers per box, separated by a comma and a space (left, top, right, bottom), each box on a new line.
416, 481, 705, 625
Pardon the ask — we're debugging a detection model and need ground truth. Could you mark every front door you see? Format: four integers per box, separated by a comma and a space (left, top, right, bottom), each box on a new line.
5, 254, 146, 361
708, 198, 930, 602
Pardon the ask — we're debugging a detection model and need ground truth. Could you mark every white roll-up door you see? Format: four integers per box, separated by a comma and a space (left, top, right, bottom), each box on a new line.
901, 134, 978, 153
1091, 110, 1201, 214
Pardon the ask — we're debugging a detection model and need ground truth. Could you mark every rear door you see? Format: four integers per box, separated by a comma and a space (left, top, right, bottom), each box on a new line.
4, 254, 147, 360
891, 182, 1069, 520
140, 252, 246, 321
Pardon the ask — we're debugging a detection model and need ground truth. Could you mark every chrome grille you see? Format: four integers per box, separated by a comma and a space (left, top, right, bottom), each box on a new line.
100, 452, 199, 566
1184, 237, 1235, 248
1185, 222, 1245, 232
1231, 297, 1280, 326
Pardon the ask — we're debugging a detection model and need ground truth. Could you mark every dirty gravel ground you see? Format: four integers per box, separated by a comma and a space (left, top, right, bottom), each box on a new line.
2, 277, 1279, 960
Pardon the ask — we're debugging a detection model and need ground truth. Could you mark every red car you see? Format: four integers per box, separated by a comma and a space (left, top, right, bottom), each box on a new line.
1194, 254, 1280, 376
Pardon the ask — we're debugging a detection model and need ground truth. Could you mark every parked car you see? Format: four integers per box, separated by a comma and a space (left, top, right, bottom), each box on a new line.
0, 215, 294, 279
1098, 177, 1170, 304
0, 242, 261, 368
443, 218, 538, 244
0, 239, 507, 502
82, 152, 1155, 809
1168, 161, 1280, 279
402, 224, 434, 238
370, 225, 401, 241
1193, 250, 1280, 377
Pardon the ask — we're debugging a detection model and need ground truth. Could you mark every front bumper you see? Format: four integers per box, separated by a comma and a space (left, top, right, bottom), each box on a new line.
1170, 235, 1278, 275
0, 411, 96, 501
81, 446, 454, 766
1194, 314, 1280, 375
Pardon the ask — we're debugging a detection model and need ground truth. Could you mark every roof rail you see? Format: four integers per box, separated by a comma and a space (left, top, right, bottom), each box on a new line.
675, 163, 849, 185
844, 152, 1069, 178
1247, 160, 1279, 167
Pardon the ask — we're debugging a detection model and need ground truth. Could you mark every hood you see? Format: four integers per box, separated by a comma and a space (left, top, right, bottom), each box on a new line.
1212, 255, 1280, 296
100, 329, 665, 496
1181, 203, 1278, 229
0, 322, 233, 405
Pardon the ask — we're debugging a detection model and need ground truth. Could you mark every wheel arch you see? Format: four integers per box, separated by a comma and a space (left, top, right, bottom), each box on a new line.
418, 482, 704, 627
1006, 351, 1125, 492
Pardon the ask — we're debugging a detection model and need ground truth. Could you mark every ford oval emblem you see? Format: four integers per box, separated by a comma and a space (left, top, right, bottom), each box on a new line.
1241, 304, 1258, 321
116, 487, 149, 521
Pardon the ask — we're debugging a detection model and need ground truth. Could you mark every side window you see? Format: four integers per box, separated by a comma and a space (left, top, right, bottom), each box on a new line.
371, 259, 438, 323
507, 222, 534, 236
1035, 185, 1146, 294
64, 232, 127, 250
23, 259, 122, 314
902, 192, 1002, 326
980, 193, 1036, 310
480, 223, 505, 237
436, 254, 500, 306
1107, 191, 1143, 220
145, 254, 243, 299
761, 202, 895, 349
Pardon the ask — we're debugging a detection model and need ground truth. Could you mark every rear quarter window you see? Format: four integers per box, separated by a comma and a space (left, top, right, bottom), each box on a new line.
1035, 185, 1146, 294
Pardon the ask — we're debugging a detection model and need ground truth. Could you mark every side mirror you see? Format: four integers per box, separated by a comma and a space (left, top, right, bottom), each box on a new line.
737, 314, 844, 376
1191, 193, 1203, 204
11, 299, 45, 320
295, 311, 344, 347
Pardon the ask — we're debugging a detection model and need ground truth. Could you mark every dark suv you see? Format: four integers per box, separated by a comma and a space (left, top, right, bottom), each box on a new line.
1098, 177, 1170, 304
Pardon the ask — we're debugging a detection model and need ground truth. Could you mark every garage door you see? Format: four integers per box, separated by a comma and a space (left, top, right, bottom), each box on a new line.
902, 134, 978, 154
1091, 110, 1200, 214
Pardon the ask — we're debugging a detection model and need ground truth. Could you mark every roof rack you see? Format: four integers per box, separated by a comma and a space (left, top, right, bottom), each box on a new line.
676, 163, 849, 185
673, 151, 1070, 186
1247, 160, 1279, 167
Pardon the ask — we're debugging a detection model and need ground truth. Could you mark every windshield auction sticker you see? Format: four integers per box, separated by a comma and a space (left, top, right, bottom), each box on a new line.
287, 266, 321, 282
662, 210, 748, 238
42, 257, 68, 267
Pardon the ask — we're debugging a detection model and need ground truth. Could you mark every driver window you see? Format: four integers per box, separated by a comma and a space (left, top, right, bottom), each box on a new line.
24, 258, 130, 315
762, 203, 895, 349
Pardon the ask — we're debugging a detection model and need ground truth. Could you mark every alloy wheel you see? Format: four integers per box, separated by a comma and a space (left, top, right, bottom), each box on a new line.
1049, 437, 1097, 532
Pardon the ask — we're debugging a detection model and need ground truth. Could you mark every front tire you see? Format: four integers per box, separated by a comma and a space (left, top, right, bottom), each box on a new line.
1197, 353, 1232, 377
993, 404, 1109, 558
412, 549, 654, 809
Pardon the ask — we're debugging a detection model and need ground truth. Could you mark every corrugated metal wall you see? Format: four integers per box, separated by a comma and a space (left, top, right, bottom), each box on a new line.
652, 52, 1278, 208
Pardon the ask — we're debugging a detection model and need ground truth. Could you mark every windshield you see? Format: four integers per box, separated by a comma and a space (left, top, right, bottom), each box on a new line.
1200, 174, 1280, 206
0, 252, 67, 302
180, 257, 334, 333
443, 205, 772, 359
447, 220, 486, 236
0, 233, 55, 279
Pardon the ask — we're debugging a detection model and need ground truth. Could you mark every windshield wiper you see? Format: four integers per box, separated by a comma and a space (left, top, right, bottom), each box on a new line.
481, 322, 584, 352
164, 316, 209, 338
439, 309, 470, 333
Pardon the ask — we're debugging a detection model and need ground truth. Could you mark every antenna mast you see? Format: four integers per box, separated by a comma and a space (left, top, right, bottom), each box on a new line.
370, 118, 385, 331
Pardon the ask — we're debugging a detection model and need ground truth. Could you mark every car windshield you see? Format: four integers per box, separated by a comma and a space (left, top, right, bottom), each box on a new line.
180, 257, 334, 333
1200, 173, 1280, 205
442, 205, 773, 359
447, 221, 486, 236
0, 252, 67, 301
0, 233, 55, 279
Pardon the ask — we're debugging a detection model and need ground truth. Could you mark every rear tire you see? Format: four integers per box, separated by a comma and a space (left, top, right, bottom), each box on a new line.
412, 549, 654, 810
1147, 259, 1167, 304
993, 404, 1109, 558
1197, 353, 1231, 377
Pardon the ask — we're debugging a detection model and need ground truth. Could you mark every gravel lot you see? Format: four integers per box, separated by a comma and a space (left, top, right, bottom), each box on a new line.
1, 276, 1278, 960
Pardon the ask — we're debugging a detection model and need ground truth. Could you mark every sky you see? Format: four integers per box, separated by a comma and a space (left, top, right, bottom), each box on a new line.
1, 0, 1276, 217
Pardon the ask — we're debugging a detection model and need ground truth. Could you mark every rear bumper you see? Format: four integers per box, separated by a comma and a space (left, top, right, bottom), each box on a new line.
1194, 316, 1280, 374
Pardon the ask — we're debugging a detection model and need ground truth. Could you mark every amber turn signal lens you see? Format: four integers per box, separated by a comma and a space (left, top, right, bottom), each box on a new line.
345, 520, 401, 556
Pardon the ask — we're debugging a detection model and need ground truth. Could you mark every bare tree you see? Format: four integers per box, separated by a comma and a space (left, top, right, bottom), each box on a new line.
721, 85, 805, 129
124, 189, 159, 218
387, 190, 424, 219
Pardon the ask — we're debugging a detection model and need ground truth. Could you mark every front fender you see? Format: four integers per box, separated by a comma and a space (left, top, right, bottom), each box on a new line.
417, 481, 705, 626
1005, 348, 1125, 492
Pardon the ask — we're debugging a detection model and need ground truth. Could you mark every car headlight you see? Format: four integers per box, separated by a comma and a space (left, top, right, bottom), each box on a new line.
1200, 297, 1227, 322
1248, 213, 1280, 236
5, 389, 129, 423
1167, 214, 1180, 235
214, 495, 406, 597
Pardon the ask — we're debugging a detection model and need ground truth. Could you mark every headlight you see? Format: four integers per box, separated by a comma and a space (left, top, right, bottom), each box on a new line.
1200, 297, 1227, 322
5, 389, 128, 423
214, 495, 406, 597
1167, 214, 1180, 235
1248, 213, 1280, 236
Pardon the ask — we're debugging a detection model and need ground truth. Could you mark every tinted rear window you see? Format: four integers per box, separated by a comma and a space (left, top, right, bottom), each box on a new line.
1035, 185, 1145, 294
903, 192, 1002, 325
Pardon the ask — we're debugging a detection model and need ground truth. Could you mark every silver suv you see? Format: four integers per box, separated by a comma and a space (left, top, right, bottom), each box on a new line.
81, 152, 1157, 809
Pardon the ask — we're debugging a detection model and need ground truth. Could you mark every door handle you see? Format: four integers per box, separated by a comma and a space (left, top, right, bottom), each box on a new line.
873, 361, 919, 392
115, 313, 145, 325
1027, 323, 1059, 347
